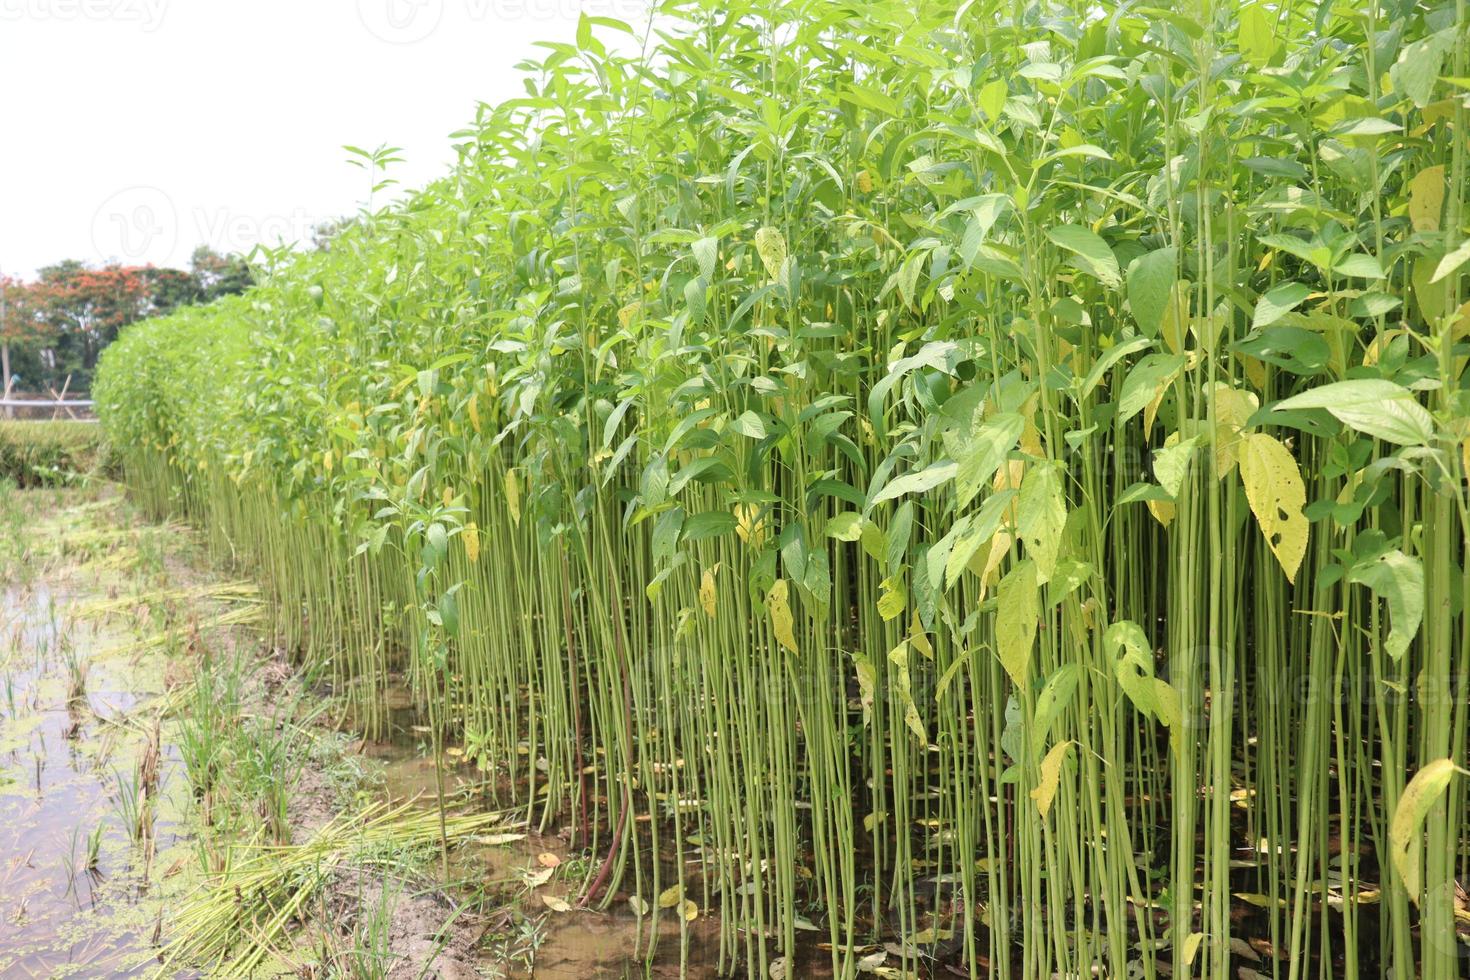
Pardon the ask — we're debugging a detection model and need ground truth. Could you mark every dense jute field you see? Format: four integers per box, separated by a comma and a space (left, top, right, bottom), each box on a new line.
96, 1, 1469, 977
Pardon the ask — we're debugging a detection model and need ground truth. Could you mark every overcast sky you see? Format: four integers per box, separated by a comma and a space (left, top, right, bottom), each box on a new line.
0, 0, 651, 280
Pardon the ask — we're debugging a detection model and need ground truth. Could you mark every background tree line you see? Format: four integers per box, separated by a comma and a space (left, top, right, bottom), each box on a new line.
1, 246, 252, 397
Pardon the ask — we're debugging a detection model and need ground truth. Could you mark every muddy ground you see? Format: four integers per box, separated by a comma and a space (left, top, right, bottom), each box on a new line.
0, 487, 732, 978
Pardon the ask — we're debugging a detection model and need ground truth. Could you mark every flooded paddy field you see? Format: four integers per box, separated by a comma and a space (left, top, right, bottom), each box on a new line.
0, 486, 732, 979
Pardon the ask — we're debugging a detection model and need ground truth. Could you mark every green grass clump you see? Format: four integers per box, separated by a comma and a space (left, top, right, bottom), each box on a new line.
96, 2, 1469, 978
0, 420, 110, 487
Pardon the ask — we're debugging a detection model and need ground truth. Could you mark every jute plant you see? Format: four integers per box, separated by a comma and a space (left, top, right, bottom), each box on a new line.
98, 1, 1469, 977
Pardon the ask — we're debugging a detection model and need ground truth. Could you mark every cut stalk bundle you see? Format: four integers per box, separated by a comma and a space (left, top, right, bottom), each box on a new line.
98, 2, 1469, 977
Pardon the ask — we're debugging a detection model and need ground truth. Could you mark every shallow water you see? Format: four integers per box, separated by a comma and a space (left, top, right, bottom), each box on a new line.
0, 524, 197, 976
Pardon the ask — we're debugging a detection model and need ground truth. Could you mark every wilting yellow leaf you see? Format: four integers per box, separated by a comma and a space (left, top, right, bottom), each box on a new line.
679, 898, 699, 922
469, 392, 481, 432
767, 579, 799, 654
443, 486, 454, 507
1211, 383, 1259, 478
699, 563, 719, 618
1160, 280, 1191, 355
1409, 165, 1445, 233
657, 883, 684, 908
1030, 740, 1073, 818
995, 560, 1039, 690
505, 469, 521, 525
1240, 433, 1308, 584
887, 641, 927, 743
463, 522, 480, 563
1182, 932, 1205, 967
754, 226, 788, 280
617, 300, 643, 328
322, 449, 334, 474
855, 169, 873, 193
1390, 759, 1463, 901
734, 504, 767, 548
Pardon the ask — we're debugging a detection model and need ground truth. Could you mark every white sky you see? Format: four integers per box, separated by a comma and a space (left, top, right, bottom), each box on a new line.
0, 0, 651, 280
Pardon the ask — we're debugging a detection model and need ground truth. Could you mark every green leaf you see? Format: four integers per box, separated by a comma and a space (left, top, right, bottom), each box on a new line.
1333, 253, 1386, 280
1252, 281, 1311, 329
1080, 335, 1153, 399
944, 490, 1015, 587
730, 411, 769, 439
1276, 380, 1433, 446
1429, 237, 1470, 284
955, 413, 1024, 507
1347, 550, 1424, 660
1016, 463, 1066, 583
826, 512, 865, 541
1118, 354, 1186, 424
873, 460, 958, 505
1033, 664, 1079, 751
1047, 225, 1121, 289
1390, 27, 1456, 108
1152, 436, 1201, 498
1237, 3, 1279, 66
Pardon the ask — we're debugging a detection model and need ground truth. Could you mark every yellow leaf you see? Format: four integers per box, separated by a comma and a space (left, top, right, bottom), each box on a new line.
887, 641, 927, 743
699, 563, 720, 619
1181, 932, 1205, 967
678, 898, 699, 922
734, 504, 767, 548
1147, 497, 1176, 528
995, 560, 1039, 689
1240, 433, 1308, 584
1160, 280, 1191, 355
323, 449, 334, 474
443, 486, 454, 507
469, 393, 481, 433
541, 895, 572, 912
1211, 383, 1259, 478
767, 579, 799, 654
754, 226, 788, 280
657, 883, 684, 908
909, 611, 933, 659
463, 522, 480, 563
1409, 165, 1446, 233
505, 469, 522, 525
1030, 740, 1073, 818
855, 169, 873, 193
617, 300, 643, 328
1390, 758, 1463, 901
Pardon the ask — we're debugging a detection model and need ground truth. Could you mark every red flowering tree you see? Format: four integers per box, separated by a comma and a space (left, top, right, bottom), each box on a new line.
1, 275, 55, 400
